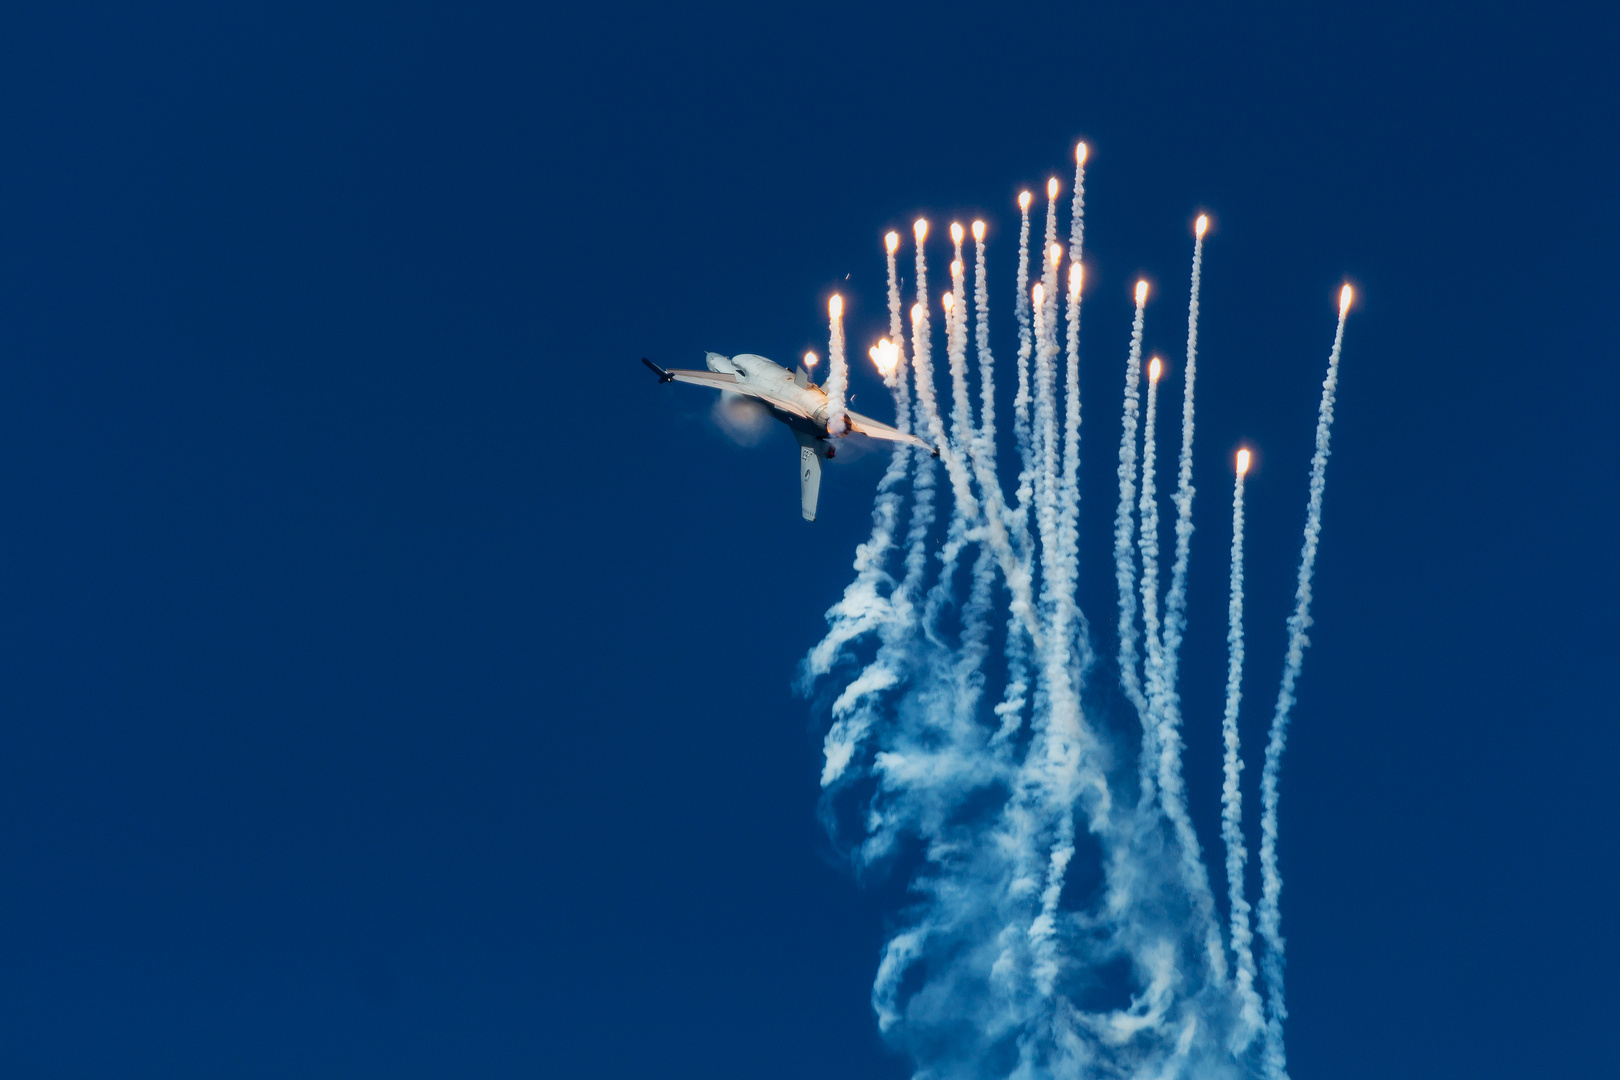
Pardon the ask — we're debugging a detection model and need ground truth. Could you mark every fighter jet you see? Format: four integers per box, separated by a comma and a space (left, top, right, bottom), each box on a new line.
643, 352, 935, 521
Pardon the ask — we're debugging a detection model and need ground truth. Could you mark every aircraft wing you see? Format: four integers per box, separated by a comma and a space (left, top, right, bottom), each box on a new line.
845, 409, 935, 454
662, 368, 738, 390
648, 363, 818, 421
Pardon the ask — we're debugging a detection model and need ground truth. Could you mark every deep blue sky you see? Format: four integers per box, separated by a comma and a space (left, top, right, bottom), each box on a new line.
0, 2, 1615, 1076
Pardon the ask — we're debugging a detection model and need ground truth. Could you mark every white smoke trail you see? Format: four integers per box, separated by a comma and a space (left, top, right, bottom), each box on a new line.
1068, 143, 1087, 265
922, 238, 974, 639
909, 221, 944, 449
1114, 285, 1151, 746
1223, 451, 1266, 1046
947, 228, 974, 461
1058, 145, 1087, 595
1138, 355, 1166, 769
1157, 219, 1208, 736
1161, 220, 1207, 672
1257, 287, 1353, 1080
970, 220, 1031, 742
802, 238, 917, 784
1059, 261, 1082, 630
971, 221, 997, 464
1032, 182, 1061, 555
884, 231, 913, 438
1142, 221, 1229, 988
1013, 191, 1035, 539
911, 221, 1041, 651
903, 230, 942, 648
826, 294, 849, 436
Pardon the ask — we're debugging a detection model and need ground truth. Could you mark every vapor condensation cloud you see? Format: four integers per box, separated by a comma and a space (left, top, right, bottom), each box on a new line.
711, 390, 772, 446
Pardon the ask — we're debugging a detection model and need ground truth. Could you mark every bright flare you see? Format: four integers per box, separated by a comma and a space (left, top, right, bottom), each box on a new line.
870, 338, 899, 376
1048, 242, 1062, 267
1196, 214, 1209, 238
829, 294, 843, 318
1019, 190, 1032, 211
1047, 177, 1059, 199
1340, 284, 1353, 315
805, 350, 819, 369
951, 222, 964, 244
915, 219, 929, 242
1068, 262, 1083, 297
952, 259, 964, 277
1150, 356, 1163, 382
885, 231, 900, 254
1136, 280, 1149, 305
1237, 448, 1251, 475
1076, 142, 1088, 165
1032, 282, 1044, 307
972, 220, 986, 242
943, 292, 955, 312
911, 302, 924, 324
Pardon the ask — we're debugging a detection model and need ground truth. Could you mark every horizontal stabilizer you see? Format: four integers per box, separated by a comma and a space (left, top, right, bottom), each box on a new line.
641, 357, 675, 383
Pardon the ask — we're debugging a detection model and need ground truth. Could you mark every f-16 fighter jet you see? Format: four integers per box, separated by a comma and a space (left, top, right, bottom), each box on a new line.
643, 352, 935, 521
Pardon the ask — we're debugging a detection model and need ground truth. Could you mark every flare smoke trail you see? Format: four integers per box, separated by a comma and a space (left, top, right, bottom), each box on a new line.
941, 227, 998, 730
1055, 145, 1087, 641
1257, 288, 1352, 1080
947, 228, 974, 457
1138, 355, 1166, 740
803, 240, 914, 785
1114, 286, 1151, 741
1014, 193, 1034, 517
797, 148, 1351, 1079
883, 231, 911, 433
1032, 182, 1061, 547
1068, 143, 1087, 264
973, 222, 1030, 740
971, 221, 997, 463
923, 242, 973, 635
826, 294, 848, 435
1223, 450, 1266, 1043
1059, 262, 1082, 626
1161, 218, 1208, 689
1144, 222, 1229, 986
912, 226, 1040, 651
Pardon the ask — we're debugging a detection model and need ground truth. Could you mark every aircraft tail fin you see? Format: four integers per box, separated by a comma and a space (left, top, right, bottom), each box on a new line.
793, 430, 823, 521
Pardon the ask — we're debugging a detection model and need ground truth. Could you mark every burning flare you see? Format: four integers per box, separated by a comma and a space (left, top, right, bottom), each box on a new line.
1047, 177, 1059, 199
1136, 280, 1150, 306
942, 292, 955, 313
1048, 242, 1063, 267
911, 302, 924, 324
972, 220, 985, 242
1032, 282, 1044, 307
1150, 356, 1163, 382
1068, 262, 1083, 297
885, 231, 900, 255
1076, 141, 1088, 165
829, 294, 843, 318
914, 219, 929, 243
1019, 190, 1032, 211
1196, 214, 1209, 238
1340, 284, 1353, 315
869, 338, 898, 376
1237, 447, 1251, 475
950, 222, 964, 245
804, 350, 819, 369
